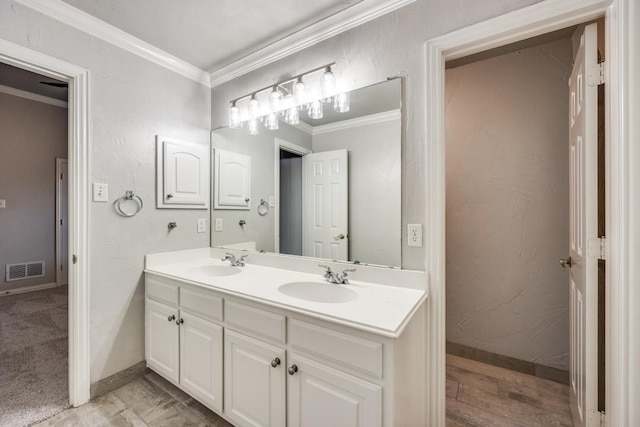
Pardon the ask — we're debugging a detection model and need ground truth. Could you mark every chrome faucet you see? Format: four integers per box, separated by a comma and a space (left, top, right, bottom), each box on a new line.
222, 253, 247, 267
319, 264, 355, 284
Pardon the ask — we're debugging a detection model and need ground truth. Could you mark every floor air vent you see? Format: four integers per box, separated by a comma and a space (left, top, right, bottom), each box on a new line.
6, 261, 45, 281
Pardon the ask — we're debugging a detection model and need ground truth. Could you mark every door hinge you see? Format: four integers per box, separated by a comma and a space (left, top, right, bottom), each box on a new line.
600, 410, 606, 427
72, 255, 77, 264
588, 62, 605, 86
588, 237, 607, 260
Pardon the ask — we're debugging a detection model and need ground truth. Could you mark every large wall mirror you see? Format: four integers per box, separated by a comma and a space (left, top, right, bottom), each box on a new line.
210, 78, 401, 267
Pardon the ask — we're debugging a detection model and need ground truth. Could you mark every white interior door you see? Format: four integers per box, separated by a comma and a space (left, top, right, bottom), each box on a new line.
568, 22, 599, 427
302, 149, 348, 261
56, 158, 68, 286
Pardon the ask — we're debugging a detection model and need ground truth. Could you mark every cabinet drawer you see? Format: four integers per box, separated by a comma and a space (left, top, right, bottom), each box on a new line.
225, 301, 286, 344
146, 275, 179, 306
180, 286, 222, 323
289, 319, 383, 379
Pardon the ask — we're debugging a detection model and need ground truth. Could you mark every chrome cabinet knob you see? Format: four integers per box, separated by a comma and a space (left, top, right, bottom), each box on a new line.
167, 315, 175, 322
176, 318, 184, 325
271, 358, 281, 368
559, 257, 572, 270
288, 364, 298, 376
166, 194, 174, 199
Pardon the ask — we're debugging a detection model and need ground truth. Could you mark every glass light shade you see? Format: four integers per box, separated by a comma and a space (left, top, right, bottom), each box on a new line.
269, 87, 282, 112
293, 78, 307, 110
333, 92, 350, 113
265, 112, 279, 130
308, 99, 323, 120
248, 95, 260, 118
285, 106, 299, 125
229, 102, 243, 128
322, 67, 336, 103
248, 118, 259, 135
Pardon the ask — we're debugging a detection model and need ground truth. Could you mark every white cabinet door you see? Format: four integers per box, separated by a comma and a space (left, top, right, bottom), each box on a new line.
145, 299, 179, 383
156, 136, 209, 209
224, 329, 285, 427
179, 311, 223, 412
214, 149, 251, 210
288, 354, 382, 427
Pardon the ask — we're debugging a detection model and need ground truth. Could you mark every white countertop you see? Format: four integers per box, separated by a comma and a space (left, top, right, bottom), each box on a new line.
145, 256, 427, 338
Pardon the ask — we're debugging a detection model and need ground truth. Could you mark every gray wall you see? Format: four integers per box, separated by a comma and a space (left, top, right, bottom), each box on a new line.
445, 38, 572, 369
1, 2, 211, 382
279, 154, 303, 256
210, 0, 542, 270
0, 93, 67, 291
313, 117, 401, 267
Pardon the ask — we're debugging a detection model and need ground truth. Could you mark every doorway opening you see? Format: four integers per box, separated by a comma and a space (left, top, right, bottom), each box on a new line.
278, 149, 305, 256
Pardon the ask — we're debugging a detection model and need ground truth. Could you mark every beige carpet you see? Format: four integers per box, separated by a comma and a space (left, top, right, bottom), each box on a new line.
0, 285, 70, 426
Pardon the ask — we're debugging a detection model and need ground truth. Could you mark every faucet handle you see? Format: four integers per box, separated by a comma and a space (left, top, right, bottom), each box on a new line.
318, 264, 332, 271
342, 268, 356, 274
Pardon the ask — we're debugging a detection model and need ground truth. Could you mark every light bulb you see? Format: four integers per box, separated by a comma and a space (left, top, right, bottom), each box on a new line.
285, 106, 299, 125
322, 66, 336, 103
265, 112, 279, 130
229, 101, 243, 128
248, 118, 259, 135
308, 99, 323, 120
333, 92, 350, 113
269, 86, 282, 112
248, 94, 260, 119
293, 77, 307, 110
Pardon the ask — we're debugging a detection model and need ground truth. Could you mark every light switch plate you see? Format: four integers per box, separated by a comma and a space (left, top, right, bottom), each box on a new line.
408, 224, 423, 247
0, 199, 5, 209
214, 218, 223, 232
197, 218, 206, 233
92, 183, 108, 202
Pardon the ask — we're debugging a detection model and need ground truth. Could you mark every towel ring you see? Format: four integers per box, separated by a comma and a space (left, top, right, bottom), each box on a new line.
257, 199, 269, 216
116, 190, 143, 217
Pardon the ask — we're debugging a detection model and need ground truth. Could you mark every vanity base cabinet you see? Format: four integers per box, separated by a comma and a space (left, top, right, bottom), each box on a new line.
145, 299, 179, 383
224, 329, 286, 427
287, 354, 382, 427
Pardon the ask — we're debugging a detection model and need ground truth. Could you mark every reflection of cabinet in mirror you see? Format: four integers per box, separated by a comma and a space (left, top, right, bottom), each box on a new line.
214, 149, 251, 210
156, 135, 209, 209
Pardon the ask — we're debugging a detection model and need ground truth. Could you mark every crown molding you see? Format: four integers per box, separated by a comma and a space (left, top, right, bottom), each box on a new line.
14, 0, 211, 87
312, 109, 400, 135
0, 83, 68, 108
209, 0, 417, 87
290, 120, 314, 135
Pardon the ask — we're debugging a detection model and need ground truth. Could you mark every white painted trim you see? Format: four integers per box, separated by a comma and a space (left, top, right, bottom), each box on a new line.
55, 158, 68, 287
209, 0, 417, 87
0, 282, 59, 297
312, 109, 401, 135
0, 39, 91, 407
13, 0, 210, 87
424, 0, 633, 425
274, 138, 312, 253
0, 83, 68, 108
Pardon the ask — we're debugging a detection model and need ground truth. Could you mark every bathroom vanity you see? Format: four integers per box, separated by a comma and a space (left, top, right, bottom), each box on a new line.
145, 248, 427, 427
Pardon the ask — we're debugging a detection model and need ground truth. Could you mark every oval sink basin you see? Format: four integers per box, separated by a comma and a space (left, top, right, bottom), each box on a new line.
188, 265, 241, 277
278, 282, 358, 303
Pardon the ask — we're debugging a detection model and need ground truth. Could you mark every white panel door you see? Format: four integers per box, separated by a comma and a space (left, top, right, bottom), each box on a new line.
179, 311, 223, 412
215, 149, 251, 209
145, 299, 179, 383
303, 149, 348, 261
224, 329, 286, 427
287, 354, 381, 427
568, 23, 599, 427
160, 137, 209, 207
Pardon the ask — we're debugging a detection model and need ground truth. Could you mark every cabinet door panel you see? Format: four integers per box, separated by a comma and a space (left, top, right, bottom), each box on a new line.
145, 299, 179, 383
180, 311, 223, 412
224, 329, 285, 427
288, 354, 381, 427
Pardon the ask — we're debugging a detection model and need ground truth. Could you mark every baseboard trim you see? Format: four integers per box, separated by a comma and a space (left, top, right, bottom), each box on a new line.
90, 361, 150, 400
0, 282, 58, 297
446, 341, 569, 385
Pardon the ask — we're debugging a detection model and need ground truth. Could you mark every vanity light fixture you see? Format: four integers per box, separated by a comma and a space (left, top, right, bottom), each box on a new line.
229, 101, 243, 129
285, 106, 299, 125
321, 65, 336, 103
247, 117, 259, 135
248, 94, 260, 119
265, 112, 279, 130
333, 92, 350, 113
293, 77, 307, 110
269, 86, 282, 112
308, 99, 324, 120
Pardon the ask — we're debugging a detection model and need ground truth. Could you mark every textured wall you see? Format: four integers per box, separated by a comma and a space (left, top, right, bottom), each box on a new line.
210, 0, 543, 270
0, 93, 67, 291
445, 38, 572, 369
0, 2, 211, 382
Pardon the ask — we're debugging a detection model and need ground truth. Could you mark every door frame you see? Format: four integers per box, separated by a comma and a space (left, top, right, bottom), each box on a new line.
425, 0, 638, 425
55, 157, 68, 286
273, 138, 311, 253
0, 40, 91, 406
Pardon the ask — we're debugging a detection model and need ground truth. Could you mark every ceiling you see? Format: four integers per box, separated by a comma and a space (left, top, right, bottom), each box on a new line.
60, 0, 362, 72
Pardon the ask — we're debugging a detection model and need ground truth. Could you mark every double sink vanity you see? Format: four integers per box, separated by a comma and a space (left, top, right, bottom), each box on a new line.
145, 248, 427, 427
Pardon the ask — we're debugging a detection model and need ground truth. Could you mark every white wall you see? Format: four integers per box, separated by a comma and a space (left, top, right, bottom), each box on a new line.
313, 116, 401, 267
0, 93, 67, 291
210, 0, 542, 270
445, 38, 572, 370
0, 2, 211, 382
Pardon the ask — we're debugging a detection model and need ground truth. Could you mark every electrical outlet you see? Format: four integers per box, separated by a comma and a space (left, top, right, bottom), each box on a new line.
408, 224, 423, 247
214, 218, 223, 232
92, 183, 108, 202
197, 218, 206, 233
